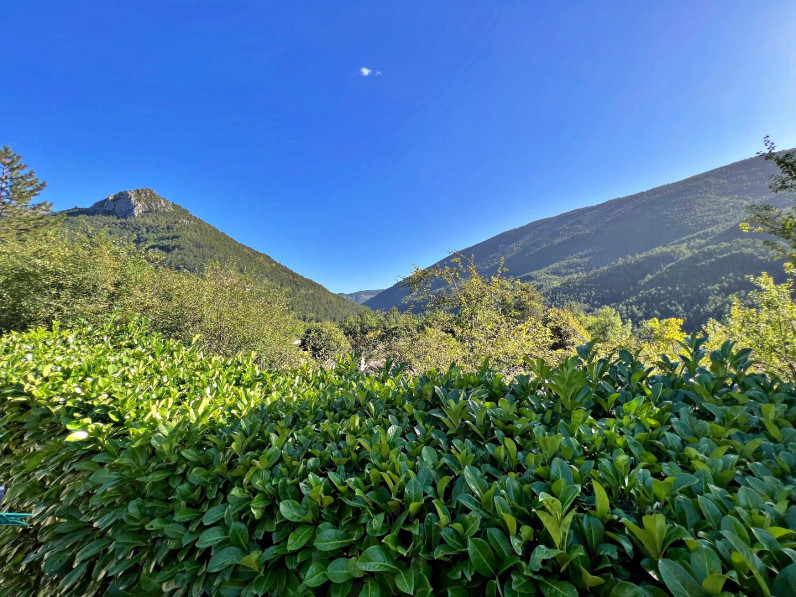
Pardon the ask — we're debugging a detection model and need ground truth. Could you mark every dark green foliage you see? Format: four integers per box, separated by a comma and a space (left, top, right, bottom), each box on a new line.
742, 138, 796, 262
2, 322, 796, 596
759, 136, 796, 194
366, 152, 796, 328
0, 145, 55, 240
301, 322, 351, 362
61, 189, 364, 322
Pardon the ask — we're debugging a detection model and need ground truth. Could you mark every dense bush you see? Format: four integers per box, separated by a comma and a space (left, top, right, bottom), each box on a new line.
705, 264, 796, 381
543, 307, 590, 354
403, 255, 553, 371
0, 231, 304, 367
345, 257, 597, 373
571, 305, 634, 353
300, 322, 351, 362
2, 321, 796, 596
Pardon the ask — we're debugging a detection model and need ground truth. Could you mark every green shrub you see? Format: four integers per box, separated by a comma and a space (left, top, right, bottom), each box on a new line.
386, 325, 463, 373
1, 322, 796, 596
301, 321, 351, 362
571, 304, 634, 353
705, 264, 796, 381
402, 255, 552, 371
543, 307, 591, 354
0, 231, 303, 367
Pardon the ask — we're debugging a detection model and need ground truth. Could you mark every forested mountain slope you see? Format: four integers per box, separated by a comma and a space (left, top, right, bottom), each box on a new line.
338, 289, 385, 304
366, 153, 795, 328
61, 189, 364, 322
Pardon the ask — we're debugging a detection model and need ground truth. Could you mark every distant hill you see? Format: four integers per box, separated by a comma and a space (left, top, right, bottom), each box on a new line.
61, 189, 364, 322
338, 289, 385, 304
365, 153, 795, 329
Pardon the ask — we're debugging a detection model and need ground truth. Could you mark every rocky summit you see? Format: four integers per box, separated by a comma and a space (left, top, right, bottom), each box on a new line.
60, 189, 364, 322
80, 188, 174, 218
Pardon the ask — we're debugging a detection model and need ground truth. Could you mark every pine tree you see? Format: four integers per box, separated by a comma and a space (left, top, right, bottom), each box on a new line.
0, 145, 52, 240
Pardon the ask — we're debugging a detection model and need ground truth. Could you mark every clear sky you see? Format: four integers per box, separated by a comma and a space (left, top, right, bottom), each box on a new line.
4, 1, 796, 293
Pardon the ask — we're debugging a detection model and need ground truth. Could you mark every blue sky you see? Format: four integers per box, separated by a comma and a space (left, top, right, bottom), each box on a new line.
4, 1, 796, 293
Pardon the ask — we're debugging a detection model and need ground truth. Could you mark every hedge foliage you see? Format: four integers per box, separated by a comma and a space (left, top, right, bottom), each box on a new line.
1, 321, 796, 596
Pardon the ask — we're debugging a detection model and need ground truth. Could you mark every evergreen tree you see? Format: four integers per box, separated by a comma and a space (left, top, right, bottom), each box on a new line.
0, 145, 52, 240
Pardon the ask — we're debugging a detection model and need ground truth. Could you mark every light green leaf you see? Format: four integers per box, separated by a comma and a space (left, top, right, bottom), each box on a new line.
501, 512, 517, 537
240, 550, 261, 571
65, 430, 89, 442
701, 574, 728, 595
593, 480, 609, 518
579, 566, 605, 588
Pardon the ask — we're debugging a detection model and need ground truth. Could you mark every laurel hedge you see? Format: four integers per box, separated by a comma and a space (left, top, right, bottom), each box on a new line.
1, 320, 795, 596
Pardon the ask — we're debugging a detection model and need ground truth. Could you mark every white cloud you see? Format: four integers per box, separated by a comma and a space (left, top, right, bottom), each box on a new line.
360, 67, 372, 76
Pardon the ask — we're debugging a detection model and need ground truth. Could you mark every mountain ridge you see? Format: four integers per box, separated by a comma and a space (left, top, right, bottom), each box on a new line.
338, 289, 385, 304
365, 152, 795, 328
61, 189, 364, 322
78, 188, 176, 218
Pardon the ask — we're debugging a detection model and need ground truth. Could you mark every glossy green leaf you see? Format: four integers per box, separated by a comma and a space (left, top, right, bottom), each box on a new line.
207, 546, 245, 573
196, 526, 227, 549
303, 560, 328, 588
202, 504, 227, 526
359, 580, 382, 597
229, 522, 249, 551
468, 537, 497, 577
287, 525, 315, 551
395, 567, 415, 595
315, 528, 354, 552
539, 578, 578, 597
279, 500, 308, 523
773, 564, 796, 597
356, 546, 400, 573
658, 558, 708, 597
327, 558, 362, 584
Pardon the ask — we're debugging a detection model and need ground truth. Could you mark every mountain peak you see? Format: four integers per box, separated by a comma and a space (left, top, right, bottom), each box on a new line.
84, 188, 174, 218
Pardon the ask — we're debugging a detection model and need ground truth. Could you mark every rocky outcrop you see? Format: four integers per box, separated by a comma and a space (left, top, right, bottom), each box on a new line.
82, 189, 174, 218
